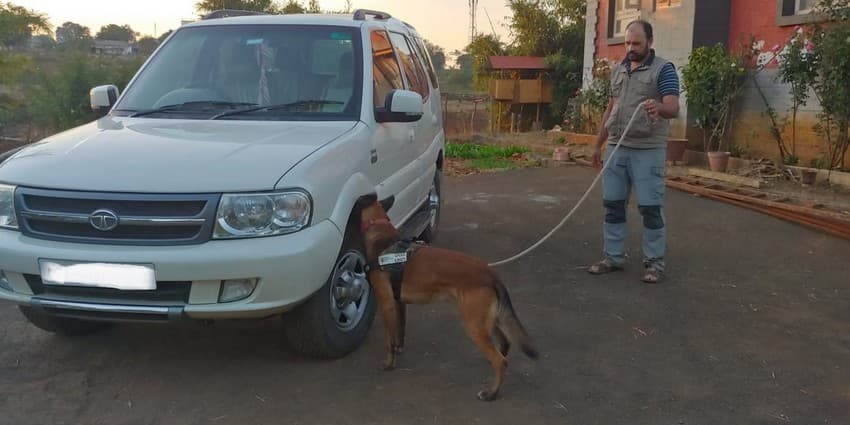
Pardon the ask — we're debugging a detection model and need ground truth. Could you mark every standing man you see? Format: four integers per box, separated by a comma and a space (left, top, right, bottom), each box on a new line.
588, 19, 679, 283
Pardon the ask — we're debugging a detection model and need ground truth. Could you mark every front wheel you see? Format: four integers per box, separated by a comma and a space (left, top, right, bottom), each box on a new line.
419, 168, 442, 243
283, 231, 376, 359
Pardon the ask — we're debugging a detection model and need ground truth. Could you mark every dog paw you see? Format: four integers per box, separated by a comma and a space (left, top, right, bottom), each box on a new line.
477, 390, 498, 401
382, 362, 396, 371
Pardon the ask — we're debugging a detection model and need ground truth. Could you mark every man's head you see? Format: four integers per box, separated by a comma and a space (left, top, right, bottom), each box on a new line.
625, 20, 654, 63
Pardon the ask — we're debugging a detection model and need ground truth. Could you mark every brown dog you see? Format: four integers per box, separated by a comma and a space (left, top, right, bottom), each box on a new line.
356, 193, 539, 401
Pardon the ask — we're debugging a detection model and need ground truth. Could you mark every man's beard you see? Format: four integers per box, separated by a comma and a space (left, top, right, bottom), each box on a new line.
627, 50, 647, 62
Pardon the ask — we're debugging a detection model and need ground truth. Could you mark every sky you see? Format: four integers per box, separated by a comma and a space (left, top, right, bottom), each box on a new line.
15, 0, 515, 55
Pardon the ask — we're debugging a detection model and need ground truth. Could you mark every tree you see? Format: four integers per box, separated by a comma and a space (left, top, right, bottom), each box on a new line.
95, 24, 137, 42
505, 0, 586, 123
0, 2, 51, 49
135, 36, 159, 55
506, 0, 564, 56
467, 34, 505, 91
307, 0, 321, 13
194, 0, 278, 14
157, 30, 173, 44
56, 21, 93, 51
281, 0, 306, 14
423, 40, 446, 72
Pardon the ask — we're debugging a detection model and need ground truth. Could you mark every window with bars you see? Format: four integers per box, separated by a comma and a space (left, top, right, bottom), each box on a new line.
796, 0, 815, 14
776, 0, 824, 26
656, 0, 682, 9
611, 0, 641, 38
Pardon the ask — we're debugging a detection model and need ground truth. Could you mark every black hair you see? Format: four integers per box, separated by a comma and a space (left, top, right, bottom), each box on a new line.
626, 19, 653, 40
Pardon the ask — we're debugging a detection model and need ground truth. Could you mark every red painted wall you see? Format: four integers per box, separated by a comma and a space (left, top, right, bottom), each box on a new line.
594, 0, 627, 63
728, 0, 797, 66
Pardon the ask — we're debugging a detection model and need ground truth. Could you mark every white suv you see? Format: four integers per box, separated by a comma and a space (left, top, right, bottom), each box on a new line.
0, 9, 444, 358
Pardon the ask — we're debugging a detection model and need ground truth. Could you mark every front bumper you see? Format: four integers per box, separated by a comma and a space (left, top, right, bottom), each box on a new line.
0, 220, 342, 321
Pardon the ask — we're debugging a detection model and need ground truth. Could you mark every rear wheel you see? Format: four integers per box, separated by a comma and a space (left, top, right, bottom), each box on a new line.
19, 306, 112, 336
283, 231, 376, 358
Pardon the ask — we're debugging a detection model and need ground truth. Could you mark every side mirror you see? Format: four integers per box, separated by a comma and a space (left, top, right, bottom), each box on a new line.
90, 85, 119, 116
375, 89, 423, 123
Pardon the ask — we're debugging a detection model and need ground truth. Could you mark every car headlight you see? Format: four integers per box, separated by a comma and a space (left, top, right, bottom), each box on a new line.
0, 183, 18, 230
213, 190, 311, 239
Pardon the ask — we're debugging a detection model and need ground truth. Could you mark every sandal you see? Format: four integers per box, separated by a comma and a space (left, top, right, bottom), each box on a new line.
587, 258, 623, 275
641, 266, 664, 284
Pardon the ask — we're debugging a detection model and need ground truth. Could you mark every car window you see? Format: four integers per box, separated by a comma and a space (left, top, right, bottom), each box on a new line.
114, 25, 362, 120
388, 31, 429, 101
412, 36, 439, 89
370, 30, 404, 109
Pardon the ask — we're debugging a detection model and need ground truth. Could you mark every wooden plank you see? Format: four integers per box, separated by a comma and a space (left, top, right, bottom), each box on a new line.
687, 168, 762, 188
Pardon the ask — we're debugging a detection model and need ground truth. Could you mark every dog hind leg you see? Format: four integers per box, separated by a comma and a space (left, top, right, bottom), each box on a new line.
493, 327, 510, 357
460, 291, 507, 401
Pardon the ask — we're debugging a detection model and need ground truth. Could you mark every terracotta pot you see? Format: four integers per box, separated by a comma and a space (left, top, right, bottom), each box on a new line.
707, 151, 731, 172
666, 138, 688, 163
552, 147, 571, 161
801, 169, 817, 186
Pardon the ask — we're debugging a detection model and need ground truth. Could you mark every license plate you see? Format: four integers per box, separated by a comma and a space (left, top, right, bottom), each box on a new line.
39, 260, 156, 291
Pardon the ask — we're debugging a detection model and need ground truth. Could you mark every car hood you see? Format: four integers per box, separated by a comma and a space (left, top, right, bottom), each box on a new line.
0, 117, 357, 193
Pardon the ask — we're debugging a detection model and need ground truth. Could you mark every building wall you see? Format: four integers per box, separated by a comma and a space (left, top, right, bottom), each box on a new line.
727, 0, 835, 166
582, 0, 600, 89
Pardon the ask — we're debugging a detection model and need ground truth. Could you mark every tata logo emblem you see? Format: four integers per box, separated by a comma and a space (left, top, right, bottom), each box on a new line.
89, 209, 119, 231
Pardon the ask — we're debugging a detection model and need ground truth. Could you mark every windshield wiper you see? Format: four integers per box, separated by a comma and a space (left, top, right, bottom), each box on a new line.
209, 100, 344, 120
129, 101, 259, 118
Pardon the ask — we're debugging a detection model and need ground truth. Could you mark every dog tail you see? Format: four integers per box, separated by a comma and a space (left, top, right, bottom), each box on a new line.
491, 272, 539, 360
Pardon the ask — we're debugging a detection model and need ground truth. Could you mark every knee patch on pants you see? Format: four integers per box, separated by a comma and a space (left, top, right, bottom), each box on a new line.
604, 200, 626, 224
639, 205, 664, 229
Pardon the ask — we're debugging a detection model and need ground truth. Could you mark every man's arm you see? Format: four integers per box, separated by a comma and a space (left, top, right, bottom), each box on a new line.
656, 94, 679, 119
592, 98, 614, 166
596, 98, 614, 149
652, 62, 680, 119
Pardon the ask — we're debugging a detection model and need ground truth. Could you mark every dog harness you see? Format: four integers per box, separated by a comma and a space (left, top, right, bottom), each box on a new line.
366, 238, 426, 301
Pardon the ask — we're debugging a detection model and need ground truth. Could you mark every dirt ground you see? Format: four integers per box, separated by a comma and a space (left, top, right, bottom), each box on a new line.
2, 166, 849, 425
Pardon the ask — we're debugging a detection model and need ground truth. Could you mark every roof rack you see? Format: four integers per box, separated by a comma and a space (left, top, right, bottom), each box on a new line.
352, 9, 392, 21
202, 9, 267, 20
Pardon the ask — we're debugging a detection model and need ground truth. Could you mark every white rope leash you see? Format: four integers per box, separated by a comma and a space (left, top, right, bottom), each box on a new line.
487, 106, 645, 267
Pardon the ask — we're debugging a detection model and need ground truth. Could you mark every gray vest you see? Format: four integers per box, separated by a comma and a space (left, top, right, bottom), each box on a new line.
604, 54, 671, 149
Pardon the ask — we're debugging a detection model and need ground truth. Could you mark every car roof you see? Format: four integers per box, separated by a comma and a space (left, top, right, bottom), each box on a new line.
183, 13, 419, 35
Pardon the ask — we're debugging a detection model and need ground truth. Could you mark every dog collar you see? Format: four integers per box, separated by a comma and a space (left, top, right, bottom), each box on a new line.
361, 217, 391, 234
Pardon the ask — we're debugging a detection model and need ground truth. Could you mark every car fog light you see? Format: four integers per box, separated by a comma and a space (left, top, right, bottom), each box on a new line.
0, 270, 11, 291
219, 278, 257, 302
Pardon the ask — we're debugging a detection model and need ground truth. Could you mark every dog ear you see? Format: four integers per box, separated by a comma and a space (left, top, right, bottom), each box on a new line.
379, 195, 395, 212
355, 193, 378, 210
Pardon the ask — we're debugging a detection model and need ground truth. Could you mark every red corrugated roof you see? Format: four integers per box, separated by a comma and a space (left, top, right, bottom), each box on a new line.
488, 56, 550, 70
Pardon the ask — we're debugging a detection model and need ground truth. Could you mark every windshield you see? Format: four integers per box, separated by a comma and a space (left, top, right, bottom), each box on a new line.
113, 25, 362, 120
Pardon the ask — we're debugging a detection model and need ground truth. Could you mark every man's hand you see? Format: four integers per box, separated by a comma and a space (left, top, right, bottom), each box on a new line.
591, 146, 602, 168
643, 99, 660, 120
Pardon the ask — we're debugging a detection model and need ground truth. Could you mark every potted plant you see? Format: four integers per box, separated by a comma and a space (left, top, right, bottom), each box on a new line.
681, 44, 748, 172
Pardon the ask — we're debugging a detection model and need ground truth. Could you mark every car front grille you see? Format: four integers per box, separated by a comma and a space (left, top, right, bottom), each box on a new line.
15, 187, 220, 245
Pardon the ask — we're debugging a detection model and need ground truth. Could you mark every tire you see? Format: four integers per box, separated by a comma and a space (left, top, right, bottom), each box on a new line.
283, 230, 376, 359
18, 306, 112, 336
419, 168, 442, 243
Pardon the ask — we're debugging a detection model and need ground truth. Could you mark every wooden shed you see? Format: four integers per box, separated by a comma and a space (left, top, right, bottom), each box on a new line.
487, 56, 553, 132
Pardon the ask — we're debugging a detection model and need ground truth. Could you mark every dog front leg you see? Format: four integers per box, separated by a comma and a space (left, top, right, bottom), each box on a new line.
371, 274, 400, 370
395, 300, 406, 354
